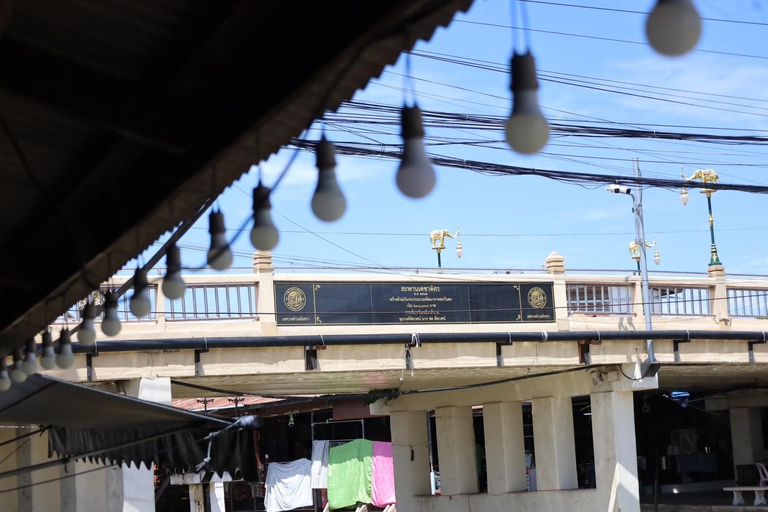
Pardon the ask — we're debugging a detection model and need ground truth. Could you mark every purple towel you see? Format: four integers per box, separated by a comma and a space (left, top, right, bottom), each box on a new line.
371, 441, 396, 507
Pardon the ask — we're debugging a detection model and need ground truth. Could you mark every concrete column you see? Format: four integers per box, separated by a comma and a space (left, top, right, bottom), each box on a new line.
0, 428, 64, 512
29, 430, 61, 512
631, 277, 646, 324
253, 251, 277, 335
435, 406, 477, 495
708, 266, 731, 327
154, 278, 166, 331
0, 428, 18, 510
17, 428, 32, 512
390, 411, 431, 510
189, 482, 225, 512
531, 396, 577, 491
591, 391, 640, 512
730, 408, 765, 468
483, 401, 526, 494
57, 377, 170, 512
545, 252, 570, 331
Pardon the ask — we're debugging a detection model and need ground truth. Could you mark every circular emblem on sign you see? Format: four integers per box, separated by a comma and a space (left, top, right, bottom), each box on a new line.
527, 287, 547, 309
284, 287, 307, 312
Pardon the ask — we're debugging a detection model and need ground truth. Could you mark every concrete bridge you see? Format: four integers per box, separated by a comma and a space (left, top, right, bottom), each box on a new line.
46, 251, 768, 396
9, 251, 768, 512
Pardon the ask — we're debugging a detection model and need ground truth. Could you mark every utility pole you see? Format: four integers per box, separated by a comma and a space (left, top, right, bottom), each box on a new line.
607, 159, 657, 367
633, 158, 657, 364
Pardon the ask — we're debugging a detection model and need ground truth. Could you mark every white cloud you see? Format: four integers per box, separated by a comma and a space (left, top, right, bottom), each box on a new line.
604, 55, 768, 128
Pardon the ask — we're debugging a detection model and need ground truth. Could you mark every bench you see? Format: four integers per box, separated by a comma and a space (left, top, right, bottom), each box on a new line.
723, 486, 767, 506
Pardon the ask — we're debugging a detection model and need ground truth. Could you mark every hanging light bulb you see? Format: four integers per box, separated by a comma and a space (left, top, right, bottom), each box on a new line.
680, 188, 690, 205
455, 240, 464, 259
78, 302, 97, 346
10, 349, 27, 383
207, 210, 233, 271
102, 291, 122, 336
250, 183, 279, 251
21, 338, 37, 375
645, 0, 701, 56
396, 105, 436, 199
162, 244, 186, 300
0, 359, 10, 391
653, 249, 662, 266
312, 136, 347, 222
506, 52, 550, 155
129, 268, 152, 318
40, 330, 56, 370
56, 329, 75, 369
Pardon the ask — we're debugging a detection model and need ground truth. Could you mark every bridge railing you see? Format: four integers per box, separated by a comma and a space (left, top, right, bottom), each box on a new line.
165, 284, 257, 320
649, 286, 710, 316
728, 287, 768, 318
566, 283, 633, 315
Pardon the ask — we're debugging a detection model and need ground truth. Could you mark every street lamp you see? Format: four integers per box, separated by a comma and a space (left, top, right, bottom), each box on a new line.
629, 237, 661, 275
606, 158, 657, 365
429, 225, 463, 274
681, 169, 722, 269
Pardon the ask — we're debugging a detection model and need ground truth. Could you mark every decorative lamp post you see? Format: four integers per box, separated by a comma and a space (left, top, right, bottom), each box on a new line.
681, 169, 722, 269
629, 237, 660, 276
429, 225, 463, 274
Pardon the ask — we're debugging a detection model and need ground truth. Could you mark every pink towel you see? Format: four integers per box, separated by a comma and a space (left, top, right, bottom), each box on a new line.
371, 441, 396, 507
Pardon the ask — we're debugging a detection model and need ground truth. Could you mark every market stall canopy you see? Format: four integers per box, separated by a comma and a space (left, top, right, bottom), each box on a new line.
0, 0, 473, 354
0, 375, 260, 479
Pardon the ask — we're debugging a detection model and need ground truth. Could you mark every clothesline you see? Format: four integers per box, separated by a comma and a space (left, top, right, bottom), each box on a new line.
264, 439, 396, 512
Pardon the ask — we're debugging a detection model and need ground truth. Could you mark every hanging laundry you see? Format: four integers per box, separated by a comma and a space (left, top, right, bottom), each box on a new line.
327, 439, 373, 510
371, 441, 396, 507
264, 458, 313, 512
311, 440, 330, 489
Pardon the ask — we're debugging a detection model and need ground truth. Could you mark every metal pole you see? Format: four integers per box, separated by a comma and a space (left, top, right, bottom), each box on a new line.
436, 248, 442, 274
633, 158, 657, 363
705, 192, 722, 266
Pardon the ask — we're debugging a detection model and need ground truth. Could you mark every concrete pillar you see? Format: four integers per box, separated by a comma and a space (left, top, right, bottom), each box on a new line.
435, 406, 477, 495
545, 252, 570, 331
189, 482, 225, 512
483, 402, 526, 494
61, 377, 171, 512
154, 278, 166, 331
591, 391, 640, 512
0, 428, 18, 510
631, 276, 646, 323
29, 430, 61, 512
253, 251, 277, 335
708, 265, 731, 327
390, 411, 431, 510
0, 428, 64, 512
531, 396, 577, 491
730, 408, 765, 468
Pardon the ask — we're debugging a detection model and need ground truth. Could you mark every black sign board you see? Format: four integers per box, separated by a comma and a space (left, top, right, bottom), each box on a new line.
275, 282, 555, 325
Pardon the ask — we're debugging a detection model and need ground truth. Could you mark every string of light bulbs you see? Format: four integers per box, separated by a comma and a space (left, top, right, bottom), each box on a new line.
0, 0, 712, 391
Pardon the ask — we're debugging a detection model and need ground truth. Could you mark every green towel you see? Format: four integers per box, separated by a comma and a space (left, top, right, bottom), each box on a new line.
327, 439, 374, 509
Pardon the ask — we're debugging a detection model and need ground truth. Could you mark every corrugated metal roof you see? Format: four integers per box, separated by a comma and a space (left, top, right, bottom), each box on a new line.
0, 93, 114, 243
6, 0, 231, 82
0, 0, 475, 351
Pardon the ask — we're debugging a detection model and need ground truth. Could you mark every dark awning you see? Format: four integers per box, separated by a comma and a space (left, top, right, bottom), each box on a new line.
0, 375, 259, 480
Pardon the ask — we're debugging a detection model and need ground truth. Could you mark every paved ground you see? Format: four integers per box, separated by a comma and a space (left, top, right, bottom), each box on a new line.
641, 490, 766, 511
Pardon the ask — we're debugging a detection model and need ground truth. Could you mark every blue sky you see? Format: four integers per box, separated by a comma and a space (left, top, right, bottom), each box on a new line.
136, 0, 768, 277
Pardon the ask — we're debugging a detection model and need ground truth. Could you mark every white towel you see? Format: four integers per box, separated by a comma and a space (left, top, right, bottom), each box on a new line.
310, 440, 330, 489
264, 458, 313, 512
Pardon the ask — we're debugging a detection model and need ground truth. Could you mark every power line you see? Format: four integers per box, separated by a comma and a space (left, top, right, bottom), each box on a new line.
519, 0, 768, 27
453, 20, 768, 61
290, 138, 768, 194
